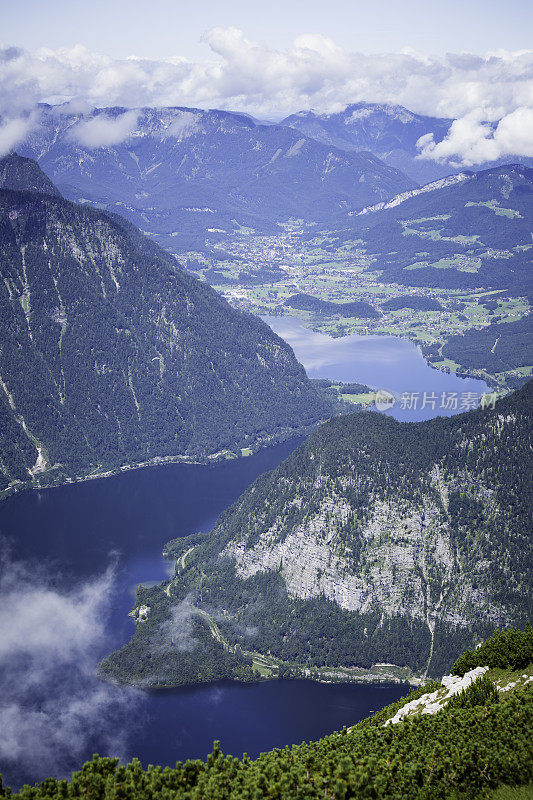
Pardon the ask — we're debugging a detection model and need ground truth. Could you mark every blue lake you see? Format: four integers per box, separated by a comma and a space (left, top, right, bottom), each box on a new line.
264, 315, 490, 421
0, 443, 405, 789
0, 322, 484, 788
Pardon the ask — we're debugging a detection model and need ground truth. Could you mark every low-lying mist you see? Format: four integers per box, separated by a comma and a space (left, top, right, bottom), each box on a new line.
0, 541, 142, 789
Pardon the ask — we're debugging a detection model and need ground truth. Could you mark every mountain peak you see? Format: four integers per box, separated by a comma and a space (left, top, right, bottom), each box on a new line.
0, 153, 62, 197
344, 101, 415, 120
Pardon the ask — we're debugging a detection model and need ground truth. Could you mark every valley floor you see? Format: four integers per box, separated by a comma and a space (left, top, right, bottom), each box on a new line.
178, 222, 531, 392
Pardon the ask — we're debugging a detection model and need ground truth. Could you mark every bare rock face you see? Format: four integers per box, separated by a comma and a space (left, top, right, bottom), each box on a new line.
200, 384, 531, 673
224, 479, 505, 627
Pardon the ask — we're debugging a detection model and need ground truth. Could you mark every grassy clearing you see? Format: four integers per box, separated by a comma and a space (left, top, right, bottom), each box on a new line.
430, 256, 481, 272
488, 663, 533, 693
252, 658, 278, 677
403, 260, 429, 270
432, 358, 461, 372
489, 784, 533, 799
341, 392, 375, 404
466, 199, 523, 219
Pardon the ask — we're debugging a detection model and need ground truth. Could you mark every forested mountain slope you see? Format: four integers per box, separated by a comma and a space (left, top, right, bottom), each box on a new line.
328, 164, 533, 292
18, 105, 415, 253
102, 382, 532, 685
0, 153, 61, 196
0, 159, 334, 493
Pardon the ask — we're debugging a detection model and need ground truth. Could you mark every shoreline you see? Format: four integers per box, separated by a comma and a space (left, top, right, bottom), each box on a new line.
103, 668, 420, 693
0, 426, 315, 504
262, 311, 511, 391
1, 321, 514, 505
103, 597, 424, 692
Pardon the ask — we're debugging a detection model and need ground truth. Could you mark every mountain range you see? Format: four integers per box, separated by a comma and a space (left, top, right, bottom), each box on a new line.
17, 105, 415, 255
0, 154, 335, 494
282, 102, 454, 185
13, 102, 532, 289
282, 102, 533, 186
327, 164, 533, 293
2, 111, 532, 689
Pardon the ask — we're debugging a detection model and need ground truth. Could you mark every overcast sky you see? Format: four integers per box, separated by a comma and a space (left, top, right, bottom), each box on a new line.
2, 0, 532, 59
0, 0, 532, 163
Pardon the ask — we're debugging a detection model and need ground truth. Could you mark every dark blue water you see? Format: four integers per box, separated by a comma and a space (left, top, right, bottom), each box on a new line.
264, 316, 490, 421
0, 323, 491, 789
0, 441, 406, 788
0, 441, 302, 648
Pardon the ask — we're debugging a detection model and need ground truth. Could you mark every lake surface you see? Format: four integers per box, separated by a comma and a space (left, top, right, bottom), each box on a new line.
0, 323, 482, 788
0, 443, 406, 789
264, 315, 490, 421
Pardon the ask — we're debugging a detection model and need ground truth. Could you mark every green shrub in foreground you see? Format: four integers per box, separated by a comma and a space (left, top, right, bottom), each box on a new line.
2, 686, 532, 800
447, 674, 500, 710
452, 625, 533, 677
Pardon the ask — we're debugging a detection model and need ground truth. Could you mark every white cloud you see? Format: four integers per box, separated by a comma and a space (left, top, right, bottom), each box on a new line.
69, 109, 139, 147
159, 593, 201, 651
0, 559, 110, 661
0, 32, 531, 158
417, 107, 533, 165
494, 107, 533, 157
0, 548, 140, 787
53, 97, 94, 115
166, 110, 200, 138
0, 114, 38, 156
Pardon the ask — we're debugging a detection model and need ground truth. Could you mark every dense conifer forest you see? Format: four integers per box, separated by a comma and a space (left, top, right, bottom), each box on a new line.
0, 159, 336, 492
284, 293, 380, 318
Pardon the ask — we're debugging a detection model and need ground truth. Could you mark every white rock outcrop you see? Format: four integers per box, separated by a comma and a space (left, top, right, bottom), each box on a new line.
384, 666, 489, 725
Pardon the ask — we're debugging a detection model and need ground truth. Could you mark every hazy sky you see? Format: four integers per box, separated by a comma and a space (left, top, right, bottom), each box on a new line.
1, 0, 532, 163
2, 0, 532, 59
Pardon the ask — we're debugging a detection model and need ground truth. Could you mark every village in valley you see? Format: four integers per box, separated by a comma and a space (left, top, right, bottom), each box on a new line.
175, 221, 531, 392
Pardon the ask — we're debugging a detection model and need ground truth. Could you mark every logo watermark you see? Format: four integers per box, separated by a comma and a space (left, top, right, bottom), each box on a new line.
373, 390, 498, 413
374, 389, 396, 412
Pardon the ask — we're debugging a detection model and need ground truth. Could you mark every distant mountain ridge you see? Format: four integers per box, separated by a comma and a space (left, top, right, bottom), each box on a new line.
17, 104, 415, 254
282, 102, 533, 186
0, 155, 334, 494
328, 163, 533, 292
282, 103, 454, 184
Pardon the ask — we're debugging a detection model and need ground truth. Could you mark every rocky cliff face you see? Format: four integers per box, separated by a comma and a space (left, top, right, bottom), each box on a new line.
101, 384, 532, 685
224, 492, 491, 624
224, 406, 529, 599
